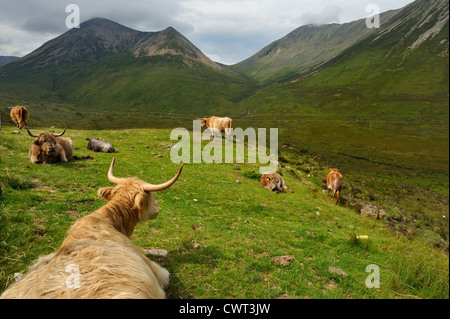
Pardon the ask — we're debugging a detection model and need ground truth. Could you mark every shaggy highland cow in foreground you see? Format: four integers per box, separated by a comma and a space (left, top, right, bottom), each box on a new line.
1, 158, 183, 299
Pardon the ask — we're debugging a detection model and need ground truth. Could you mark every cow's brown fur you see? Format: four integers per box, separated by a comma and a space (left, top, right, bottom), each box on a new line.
9, 106, 29, 129
261, 172, 294, 193
326, 168, 343, 205
0, 159, 182, 299
27, 128, 74, 164
200, 116, 232, 140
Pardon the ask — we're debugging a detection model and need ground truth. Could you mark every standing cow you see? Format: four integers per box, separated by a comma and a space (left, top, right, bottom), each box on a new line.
261, 172, 294, 193
26, 127, 74, 164
200, 116, 232, 141
326, 168, 343, 205
10, 106, 29, 129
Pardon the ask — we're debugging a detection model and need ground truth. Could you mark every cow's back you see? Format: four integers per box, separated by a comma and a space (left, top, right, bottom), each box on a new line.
327, 170, 343, 192
10, 106, 29, 128
57, 137, 74, 159
209, 117, 232, 131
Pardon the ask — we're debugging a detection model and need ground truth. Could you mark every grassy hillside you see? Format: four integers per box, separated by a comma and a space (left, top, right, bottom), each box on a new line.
0, 53, 255, 117
0, 126, 448, 298
232, 0, 449, 250
230, 10, 400, 86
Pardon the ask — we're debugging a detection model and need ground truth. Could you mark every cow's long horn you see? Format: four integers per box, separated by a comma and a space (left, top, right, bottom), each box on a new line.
107, 157, 123, 184
142, 164, 183, 192
25, 126, 38, 137
53, 126, 67, 137
107, 157, 183, 191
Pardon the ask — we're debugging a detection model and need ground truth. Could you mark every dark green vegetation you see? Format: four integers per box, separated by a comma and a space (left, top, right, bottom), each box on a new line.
0, 128, 448, 298
0, 0, 448, 298
231, 0, 449, 252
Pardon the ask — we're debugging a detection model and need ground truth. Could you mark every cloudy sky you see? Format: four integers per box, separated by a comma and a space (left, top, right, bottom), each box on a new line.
0, 0, 414, 65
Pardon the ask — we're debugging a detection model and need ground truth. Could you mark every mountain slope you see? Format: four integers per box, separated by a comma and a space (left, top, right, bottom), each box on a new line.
231, 9, 400, 85
12, 18, 220, 71
0, 18, 253, 117
239, 0, 449, 122
0, 56, 19, 67
233, 0, 449, 248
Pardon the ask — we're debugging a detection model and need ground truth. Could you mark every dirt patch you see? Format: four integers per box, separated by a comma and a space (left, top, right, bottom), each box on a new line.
273, 255, 295, 266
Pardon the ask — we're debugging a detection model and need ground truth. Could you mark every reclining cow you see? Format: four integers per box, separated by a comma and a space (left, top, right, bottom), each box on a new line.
87, 137, 115, 153
0, 158, 183, 299
26, 127, 74, 164
261, 172, 294, 193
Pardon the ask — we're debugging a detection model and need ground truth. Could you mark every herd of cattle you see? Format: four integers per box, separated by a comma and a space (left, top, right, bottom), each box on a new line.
2, 105, 344, 299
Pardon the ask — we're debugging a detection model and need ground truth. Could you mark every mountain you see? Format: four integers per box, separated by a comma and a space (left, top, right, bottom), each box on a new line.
231, 9, 402, 85
14, 18, 220, 71
0, 18, 253, 117
0, 56, 20, 67
239, 0, 449, 120
0, 1, 448, 124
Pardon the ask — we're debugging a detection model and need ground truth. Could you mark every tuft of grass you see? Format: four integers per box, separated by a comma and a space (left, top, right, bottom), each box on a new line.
1, 174, 36, 190
387, 253, 450, 299
348, 233, 373, 251
242, 170, 260, 180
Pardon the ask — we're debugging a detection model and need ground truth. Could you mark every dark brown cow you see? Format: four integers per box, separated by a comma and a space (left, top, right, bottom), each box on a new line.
26, 127, 74, 164
326, 168, 343, 205
10, 106, 29, 129
261, 172, 294, 193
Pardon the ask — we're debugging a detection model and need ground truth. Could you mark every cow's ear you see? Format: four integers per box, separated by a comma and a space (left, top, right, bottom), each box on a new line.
98, 187, 114, 201
133, 192, 150, 215
266, 177, 270, 181
33, 138, 40, 145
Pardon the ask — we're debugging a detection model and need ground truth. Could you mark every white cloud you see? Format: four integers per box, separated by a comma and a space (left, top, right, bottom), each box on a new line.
300, 5, 344, 25
0, 0, 416, 64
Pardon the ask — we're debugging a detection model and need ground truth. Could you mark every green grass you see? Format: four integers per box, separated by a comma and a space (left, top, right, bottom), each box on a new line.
0, 126, 448, 299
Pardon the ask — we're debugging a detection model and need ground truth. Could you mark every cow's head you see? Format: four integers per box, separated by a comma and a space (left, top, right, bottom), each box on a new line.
199, 118, 209, 127
98, 158, 183, 222
26, 127, 66, 157
263, 174, 283, 193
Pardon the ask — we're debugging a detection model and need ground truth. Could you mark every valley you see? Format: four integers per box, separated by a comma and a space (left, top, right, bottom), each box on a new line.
0, 0, 448, 299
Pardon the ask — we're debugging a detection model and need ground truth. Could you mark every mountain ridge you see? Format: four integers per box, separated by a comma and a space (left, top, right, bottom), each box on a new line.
231, 8, 402, 85
11, 17, 221, 71
0, 0, 447, 120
